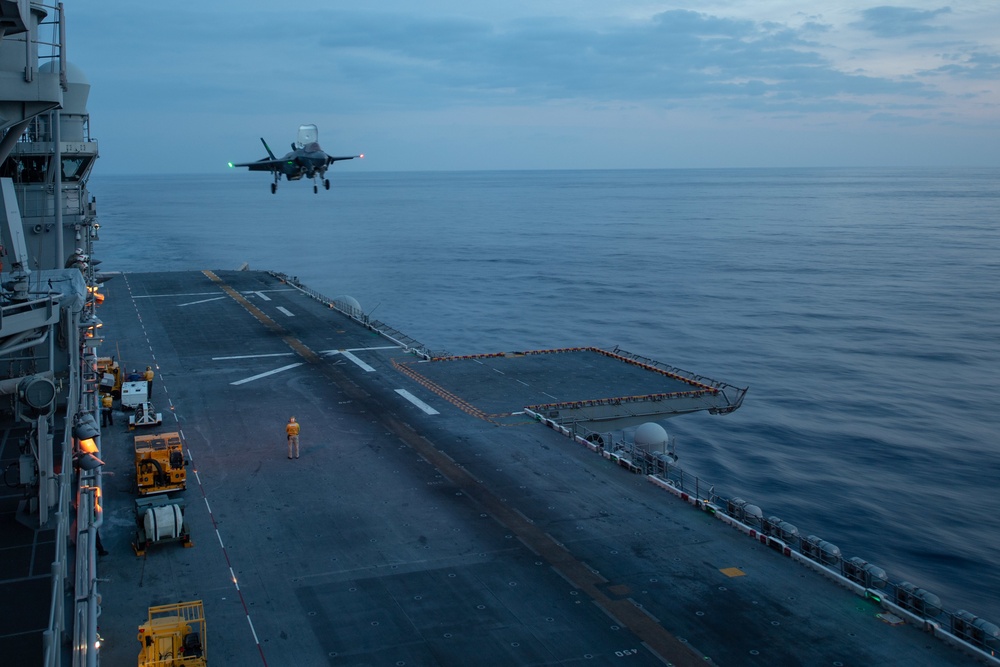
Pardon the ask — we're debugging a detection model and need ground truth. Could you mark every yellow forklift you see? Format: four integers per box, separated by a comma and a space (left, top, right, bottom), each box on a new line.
137, 600, 206, 666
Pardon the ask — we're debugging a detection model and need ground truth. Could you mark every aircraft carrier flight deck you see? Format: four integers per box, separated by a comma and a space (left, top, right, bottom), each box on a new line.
85, 269, 977, 666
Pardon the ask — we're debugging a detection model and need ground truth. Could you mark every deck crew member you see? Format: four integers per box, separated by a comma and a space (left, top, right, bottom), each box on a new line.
101, 393, 114, 427
143, 365, 155, 395
286, 416, 300, 459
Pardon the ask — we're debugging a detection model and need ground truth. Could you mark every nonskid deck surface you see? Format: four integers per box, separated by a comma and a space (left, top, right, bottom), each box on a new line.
94, 270, 970, 666
395, 348, 718, 425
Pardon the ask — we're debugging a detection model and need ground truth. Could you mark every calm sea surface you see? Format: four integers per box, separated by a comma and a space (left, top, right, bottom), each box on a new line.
90, 168, 1000, 622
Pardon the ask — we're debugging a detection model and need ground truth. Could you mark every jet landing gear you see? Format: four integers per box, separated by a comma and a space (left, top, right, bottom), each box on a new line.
311, 175, 331, 194
270, 173, 279, 194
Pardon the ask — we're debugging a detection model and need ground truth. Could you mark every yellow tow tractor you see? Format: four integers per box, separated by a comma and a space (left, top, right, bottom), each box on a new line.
137, 600, 206, 666
131, 431, 193, 555
134, 432, 187, 496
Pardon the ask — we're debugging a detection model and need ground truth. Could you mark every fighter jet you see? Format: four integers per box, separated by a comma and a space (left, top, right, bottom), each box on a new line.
229, 124, 363, 194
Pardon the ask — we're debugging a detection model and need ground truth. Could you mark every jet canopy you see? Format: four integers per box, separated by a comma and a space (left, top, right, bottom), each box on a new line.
295, 124, 319, 149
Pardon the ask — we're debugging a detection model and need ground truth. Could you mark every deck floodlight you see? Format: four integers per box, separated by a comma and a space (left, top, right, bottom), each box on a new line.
74, 414, 100, 441
75, 453, 105, 470
79, 436, 98, 454
80, 314, 102, 330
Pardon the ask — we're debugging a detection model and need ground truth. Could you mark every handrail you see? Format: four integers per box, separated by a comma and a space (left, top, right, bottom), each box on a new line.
268, 270, 446, 359
560, 417, 1000, 662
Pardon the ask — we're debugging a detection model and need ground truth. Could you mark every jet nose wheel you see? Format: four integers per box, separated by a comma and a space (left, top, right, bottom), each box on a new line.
324, 179, 331, 190
313, 184, 318, 194
270, 183, 277, 194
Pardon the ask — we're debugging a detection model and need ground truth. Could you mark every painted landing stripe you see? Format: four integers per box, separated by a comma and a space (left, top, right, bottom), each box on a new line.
178, 296, 227, 307
246, 616, 260, 644
254, 291, 272, 301
276, 306, 294, 317
395, 389, 440, 415
339, 350, 375, 372
231, 362, 303, 385
133, 290, 220, 299
213, 352, 295, 361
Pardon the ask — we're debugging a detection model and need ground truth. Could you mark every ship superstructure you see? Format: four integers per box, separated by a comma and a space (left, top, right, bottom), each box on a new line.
0, 3, 103, 665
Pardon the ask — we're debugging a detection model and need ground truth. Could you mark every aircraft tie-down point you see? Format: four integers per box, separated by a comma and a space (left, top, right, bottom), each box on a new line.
229, 124, 363, 194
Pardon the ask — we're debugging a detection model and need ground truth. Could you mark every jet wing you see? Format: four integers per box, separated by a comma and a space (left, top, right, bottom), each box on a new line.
229, 137, 289, 171
230, 157, 292, 172
326, 154, 364, 165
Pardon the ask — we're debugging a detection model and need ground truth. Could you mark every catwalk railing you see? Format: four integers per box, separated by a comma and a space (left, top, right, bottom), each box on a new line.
269, 271, 448, 359
536, 416, 1000, 664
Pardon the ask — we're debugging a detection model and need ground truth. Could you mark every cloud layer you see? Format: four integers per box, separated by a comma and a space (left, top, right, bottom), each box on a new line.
70, 2, 1000, 172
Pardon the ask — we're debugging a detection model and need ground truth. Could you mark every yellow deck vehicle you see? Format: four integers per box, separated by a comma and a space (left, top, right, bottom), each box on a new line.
137, 600, 206, 666
132, 494, 192, 556
134, 432, 187, 496
96, 356, 122, 397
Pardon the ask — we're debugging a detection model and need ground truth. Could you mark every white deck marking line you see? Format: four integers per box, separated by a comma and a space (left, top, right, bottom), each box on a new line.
276, 306, 294, 317
213, 352, 295, 360
230, 362, 304, 385
136, 288, 297, 298
253, 291, 272, 301
178, 296, 227, 307
246, 616, 260, 644
543, 392, 559, 400
319, 345, 399, 354
395, 389, 440, 415
339, 350, 376, 372
133, 291, 223, 298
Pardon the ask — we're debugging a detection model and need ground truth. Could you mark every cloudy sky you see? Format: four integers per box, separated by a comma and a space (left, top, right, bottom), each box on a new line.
69, 1, 999, 173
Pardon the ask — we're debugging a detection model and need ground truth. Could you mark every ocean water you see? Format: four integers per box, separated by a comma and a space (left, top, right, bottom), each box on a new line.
90, 167, 1000, 622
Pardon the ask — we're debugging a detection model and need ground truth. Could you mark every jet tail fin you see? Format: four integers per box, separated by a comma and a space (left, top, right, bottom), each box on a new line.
259, 138, 277, 160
